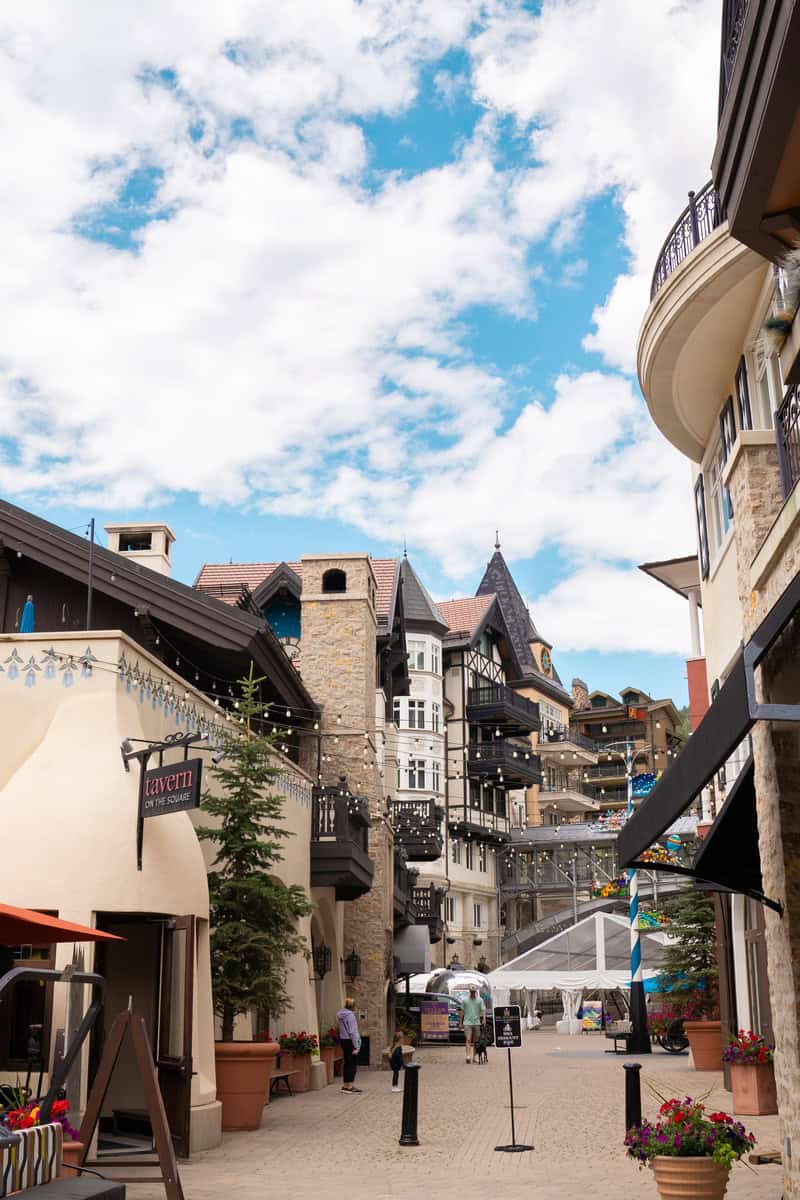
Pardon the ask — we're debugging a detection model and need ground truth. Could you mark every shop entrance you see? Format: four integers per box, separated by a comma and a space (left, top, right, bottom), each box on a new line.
92, 913, 195, 1158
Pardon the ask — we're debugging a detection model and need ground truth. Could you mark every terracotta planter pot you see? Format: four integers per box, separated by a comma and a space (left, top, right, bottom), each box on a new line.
651, 1156, 730, 1199
730, 1061, 778, 1115
215, 1040, 279, 1131
685, 1021, 722, 1071
60, 1142, 85, 1178
279, 1050, 312, 1092
319, 1045, 338, 1084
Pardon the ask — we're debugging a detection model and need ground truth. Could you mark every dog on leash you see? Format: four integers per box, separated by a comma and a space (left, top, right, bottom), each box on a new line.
474, 1034, 489, 1064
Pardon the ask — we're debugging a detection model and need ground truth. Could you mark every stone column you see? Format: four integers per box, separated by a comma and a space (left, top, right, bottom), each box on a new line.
299, 555, 393, 1065
726, 436, 800, 1198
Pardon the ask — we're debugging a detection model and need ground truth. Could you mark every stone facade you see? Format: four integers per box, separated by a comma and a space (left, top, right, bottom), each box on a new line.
571, 677, 589, 710
727, 442, 800, 1198
298, 554, 394, 1062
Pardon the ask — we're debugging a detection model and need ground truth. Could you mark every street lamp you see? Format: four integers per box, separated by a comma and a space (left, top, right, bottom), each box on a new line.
603, 738, 654, 1056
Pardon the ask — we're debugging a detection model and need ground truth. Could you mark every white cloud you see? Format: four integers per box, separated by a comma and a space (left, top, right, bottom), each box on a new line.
0, 0, 716, 657
534, 564, 692, 656
471, 0, 719, 371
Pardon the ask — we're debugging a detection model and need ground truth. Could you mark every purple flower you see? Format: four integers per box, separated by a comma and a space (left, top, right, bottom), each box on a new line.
674, 1135, 682, 1148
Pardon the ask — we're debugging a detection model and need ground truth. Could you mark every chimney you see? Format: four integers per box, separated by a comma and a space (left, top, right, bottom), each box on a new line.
105, 522, 175, 576
571, 677, 589, 710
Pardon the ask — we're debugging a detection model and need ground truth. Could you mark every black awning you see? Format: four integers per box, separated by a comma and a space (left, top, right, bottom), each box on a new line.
629, 758, 780, 914
618, 653, 753, 865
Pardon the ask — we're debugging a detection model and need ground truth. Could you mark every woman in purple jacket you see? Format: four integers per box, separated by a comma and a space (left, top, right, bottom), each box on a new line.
337, 998, 362, 1093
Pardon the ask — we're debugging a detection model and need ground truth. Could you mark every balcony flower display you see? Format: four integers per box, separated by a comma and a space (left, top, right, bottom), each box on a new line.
592, 876, 629, 899
639, 845, 681, 867
626, 1095, 755, 1198
723, 1031, 777, 1116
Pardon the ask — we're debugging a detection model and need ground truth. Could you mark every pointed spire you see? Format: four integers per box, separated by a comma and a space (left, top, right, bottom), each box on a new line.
494, 529, 501, 550
403, 535, 408, 558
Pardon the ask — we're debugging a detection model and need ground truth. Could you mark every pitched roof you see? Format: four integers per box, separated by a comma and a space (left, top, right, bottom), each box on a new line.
195, 557, 401, 629
400, 558, 448, 630
476, 548, 571, 702
438, 594, 495, 640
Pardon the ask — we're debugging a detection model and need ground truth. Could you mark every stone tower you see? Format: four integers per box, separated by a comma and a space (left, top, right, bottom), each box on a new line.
299, 554, 393, 1060
571, 677, 590, 710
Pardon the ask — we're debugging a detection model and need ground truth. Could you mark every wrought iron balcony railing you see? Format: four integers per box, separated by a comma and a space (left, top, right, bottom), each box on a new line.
650, 182, 723, 299
411, 883, 445, 943
777, 383, 800, 500
392, 799, 444, 862
311, 777, 374, 900
467, 740, 542, 788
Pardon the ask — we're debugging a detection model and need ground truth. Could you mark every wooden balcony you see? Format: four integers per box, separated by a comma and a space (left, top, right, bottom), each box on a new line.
411, 883, 445, 943
393, 852, 419, 929
310, 778, 374, 900
538, 722, 599, 763
447, 804, 511, 846
467, 741, 542, 789
392, 799, 444, 862
466, 684, 540, 736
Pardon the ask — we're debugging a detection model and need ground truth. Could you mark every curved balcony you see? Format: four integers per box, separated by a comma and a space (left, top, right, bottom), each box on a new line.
638, 205, 766, 461
650, 183, 723, 300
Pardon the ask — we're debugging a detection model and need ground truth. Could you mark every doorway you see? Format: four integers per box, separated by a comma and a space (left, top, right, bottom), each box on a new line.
91, 913, 195, 1159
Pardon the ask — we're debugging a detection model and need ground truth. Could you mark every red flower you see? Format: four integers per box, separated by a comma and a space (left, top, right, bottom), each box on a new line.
709, 1112, 728, 1123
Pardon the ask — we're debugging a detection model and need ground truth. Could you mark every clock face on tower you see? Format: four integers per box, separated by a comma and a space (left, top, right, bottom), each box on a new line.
280, 637, 301, 662
540, 648, 552, 675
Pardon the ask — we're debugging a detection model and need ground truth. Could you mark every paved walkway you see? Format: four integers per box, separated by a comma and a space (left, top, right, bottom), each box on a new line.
172, 1031, 782, 1199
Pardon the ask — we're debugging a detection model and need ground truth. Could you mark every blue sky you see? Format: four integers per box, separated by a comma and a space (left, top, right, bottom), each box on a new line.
0, 2, 723, 709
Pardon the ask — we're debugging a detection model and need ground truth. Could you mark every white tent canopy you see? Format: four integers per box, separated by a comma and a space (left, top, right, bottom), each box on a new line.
488, 911, 670, 993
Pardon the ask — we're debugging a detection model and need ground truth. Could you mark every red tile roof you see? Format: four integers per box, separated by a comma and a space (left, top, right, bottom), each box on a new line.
438, 594, 495, 639
195, 558, 400, 624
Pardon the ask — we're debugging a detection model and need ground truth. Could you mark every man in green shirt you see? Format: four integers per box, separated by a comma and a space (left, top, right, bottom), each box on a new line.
460, 984, 486, 1063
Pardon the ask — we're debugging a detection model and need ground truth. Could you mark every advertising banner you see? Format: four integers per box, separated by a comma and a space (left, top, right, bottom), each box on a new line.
420, 1001, 450, 1041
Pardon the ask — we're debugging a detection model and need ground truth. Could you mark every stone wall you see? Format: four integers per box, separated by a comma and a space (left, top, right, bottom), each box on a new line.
727, 442, 800, 1198
299, 555, 394, 1062
571, 678, 589, 710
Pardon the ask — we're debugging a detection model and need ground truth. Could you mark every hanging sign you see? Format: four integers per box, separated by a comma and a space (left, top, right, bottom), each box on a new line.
140, 758, 203, 818
632, 772, 657, 798
493, 1005, 522, 1049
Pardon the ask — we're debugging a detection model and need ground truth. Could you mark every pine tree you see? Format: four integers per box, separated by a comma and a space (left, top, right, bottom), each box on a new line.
657, 889, 718, 1017
198, 665, 313, 1042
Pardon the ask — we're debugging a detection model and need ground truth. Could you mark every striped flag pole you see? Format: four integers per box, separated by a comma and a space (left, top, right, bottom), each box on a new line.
627, 742, 651, 1053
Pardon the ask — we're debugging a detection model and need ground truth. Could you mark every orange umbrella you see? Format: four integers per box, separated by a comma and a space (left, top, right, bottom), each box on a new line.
0, 904, 124, 945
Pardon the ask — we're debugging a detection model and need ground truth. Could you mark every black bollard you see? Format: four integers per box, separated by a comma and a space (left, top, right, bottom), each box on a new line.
623, 1061, 642, 1133
399, 1062, 421, 1146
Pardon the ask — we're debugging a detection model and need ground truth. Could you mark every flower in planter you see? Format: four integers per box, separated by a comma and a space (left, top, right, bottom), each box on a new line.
4, 1099, 79, 1141
625, 1094, 755, 1171
279, 1030, 319, 1055
320, 1026, 340, 1048
723, 1029, 775, 1065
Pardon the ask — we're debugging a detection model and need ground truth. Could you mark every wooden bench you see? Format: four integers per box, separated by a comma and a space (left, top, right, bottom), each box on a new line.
604, 1021, 632, 1053
269, 1070, 299, 1097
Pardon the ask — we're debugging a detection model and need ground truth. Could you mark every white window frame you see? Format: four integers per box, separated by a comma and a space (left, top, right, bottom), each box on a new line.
473, 902, 483, 929
431, 761, 441, 792
479, 843, 488, 872
431, 702, 440, 733
707, 435, 732, 559
393, 698, 401, 725
465, 841, 474, 870
445, 894, 456, 923
407, 758, 425, 789
748, 343, 782, 430
407, 639, 425, 671
451, 839, 461, 865
408, 699, 425, 729
431, 643, 441, 675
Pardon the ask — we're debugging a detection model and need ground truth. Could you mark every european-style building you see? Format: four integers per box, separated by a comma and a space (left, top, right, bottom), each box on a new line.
622, 5, 800, 1195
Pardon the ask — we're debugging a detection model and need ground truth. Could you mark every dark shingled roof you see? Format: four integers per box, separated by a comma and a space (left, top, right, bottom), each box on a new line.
400, 557, 448, 631
476, 548, 571, 704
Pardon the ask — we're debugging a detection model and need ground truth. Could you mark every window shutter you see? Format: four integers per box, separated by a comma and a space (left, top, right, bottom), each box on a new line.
736, 357, 752, 430
694, 474, 710, 579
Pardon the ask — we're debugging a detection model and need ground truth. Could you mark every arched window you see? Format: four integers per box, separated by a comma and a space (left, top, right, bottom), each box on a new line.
322, 568, 347, 593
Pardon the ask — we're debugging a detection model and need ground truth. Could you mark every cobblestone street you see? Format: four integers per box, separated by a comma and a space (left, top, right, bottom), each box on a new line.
167, 1031, 782, 1200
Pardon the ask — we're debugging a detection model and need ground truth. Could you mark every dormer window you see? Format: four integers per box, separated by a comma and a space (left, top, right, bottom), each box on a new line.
322, 568, 347, 593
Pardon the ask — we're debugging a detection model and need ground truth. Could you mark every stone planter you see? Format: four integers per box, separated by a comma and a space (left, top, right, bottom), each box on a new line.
60, 1142, 85, 1178
730, 1061, 778, 1115
215, 1040, 279, 1131
320, 1045, 338, 1084
278, 1050, 312, 1092
684, 1021, 722, 1071
651, 1156, 729, 1199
